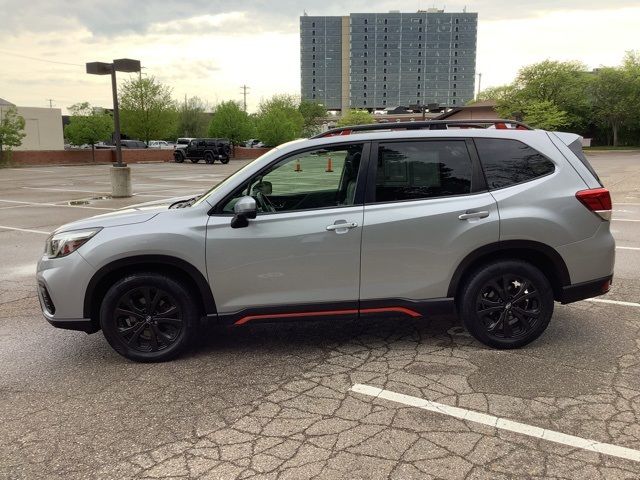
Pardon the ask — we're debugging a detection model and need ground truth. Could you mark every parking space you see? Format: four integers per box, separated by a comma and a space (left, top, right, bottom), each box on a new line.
2, 153, 640, 479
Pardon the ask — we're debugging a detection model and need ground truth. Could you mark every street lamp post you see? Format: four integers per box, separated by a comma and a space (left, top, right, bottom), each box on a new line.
86, 58, 141, 197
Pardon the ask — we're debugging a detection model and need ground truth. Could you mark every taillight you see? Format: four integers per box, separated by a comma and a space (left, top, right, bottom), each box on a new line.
576, 188, 612, 220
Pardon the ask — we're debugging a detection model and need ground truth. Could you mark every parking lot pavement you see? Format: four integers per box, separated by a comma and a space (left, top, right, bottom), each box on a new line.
2, 153, 640, 479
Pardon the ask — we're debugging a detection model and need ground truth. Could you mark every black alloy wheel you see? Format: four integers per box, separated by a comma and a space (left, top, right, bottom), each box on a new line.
114, 287, 183, 353
459, 260, 554, 349
100, 273, 198, 362
476, 275, 541, 340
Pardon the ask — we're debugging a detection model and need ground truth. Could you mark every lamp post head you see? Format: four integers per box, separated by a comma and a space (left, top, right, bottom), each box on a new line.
86, 62, 113, 75
113, 58, 141, 73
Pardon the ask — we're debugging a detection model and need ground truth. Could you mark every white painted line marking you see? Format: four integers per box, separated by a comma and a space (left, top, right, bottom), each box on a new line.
0, 198, 114, 211
0, 225, 50, 235
585, 298, 640, 308
616, 202, 640, 206
617, 246, 640, 251
613, 218, 640, 223
22, 186, 108, 194
351, 384, 640, 463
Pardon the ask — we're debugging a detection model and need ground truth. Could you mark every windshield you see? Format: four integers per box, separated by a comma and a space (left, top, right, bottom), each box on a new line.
192, 150, 277, 207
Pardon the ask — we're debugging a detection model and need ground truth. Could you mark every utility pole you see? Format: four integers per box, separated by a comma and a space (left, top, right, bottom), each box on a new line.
240, 85, 250, 112
476, 72, 482, 100
46, 99, 54, 108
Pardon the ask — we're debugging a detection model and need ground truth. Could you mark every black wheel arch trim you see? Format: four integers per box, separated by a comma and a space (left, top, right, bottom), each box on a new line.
447, 240, 571, 299
83, 255, 216, 323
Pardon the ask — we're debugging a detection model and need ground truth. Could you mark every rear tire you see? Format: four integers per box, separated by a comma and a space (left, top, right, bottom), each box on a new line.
204, 152, 215, 164
458, 260, 554, 349
100, 273, 199, 362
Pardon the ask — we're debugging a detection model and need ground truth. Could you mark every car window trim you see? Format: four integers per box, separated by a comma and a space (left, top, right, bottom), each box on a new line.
209, 141, 372, 216
471, 137, 557, 191
364, 137, 484, 205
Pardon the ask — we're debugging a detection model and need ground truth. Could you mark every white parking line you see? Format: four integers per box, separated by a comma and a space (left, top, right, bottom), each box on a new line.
0, 198, 114, 211
617, 246, 640, 251
0, 225, 50, 235
613, 219, 640, 222
351, 384, 640, 463
586, 298, 640, 308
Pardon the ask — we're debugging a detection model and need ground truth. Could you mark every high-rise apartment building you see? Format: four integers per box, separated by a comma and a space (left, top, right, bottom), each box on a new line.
300, 11, 477, 111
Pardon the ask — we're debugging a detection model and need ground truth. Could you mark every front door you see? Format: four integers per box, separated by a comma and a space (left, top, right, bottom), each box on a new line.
206, 142, 369, 325
360, 139, 499, 312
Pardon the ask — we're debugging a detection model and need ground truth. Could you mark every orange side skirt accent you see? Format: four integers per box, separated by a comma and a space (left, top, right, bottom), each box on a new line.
234, 306, 422, 325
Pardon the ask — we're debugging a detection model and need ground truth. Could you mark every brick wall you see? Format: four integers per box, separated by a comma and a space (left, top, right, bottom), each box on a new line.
6, 146, 272, 167
8, 149, 174, 166
232, 147, 272, 160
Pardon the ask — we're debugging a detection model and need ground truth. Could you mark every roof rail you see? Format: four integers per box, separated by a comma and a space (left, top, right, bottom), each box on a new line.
312, 119, 533, 139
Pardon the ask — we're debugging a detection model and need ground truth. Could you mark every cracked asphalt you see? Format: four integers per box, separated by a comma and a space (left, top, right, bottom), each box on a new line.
1, 152, 640, 479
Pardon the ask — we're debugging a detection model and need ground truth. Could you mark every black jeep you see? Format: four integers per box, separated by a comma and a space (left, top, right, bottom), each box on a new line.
174, 138, 231, 164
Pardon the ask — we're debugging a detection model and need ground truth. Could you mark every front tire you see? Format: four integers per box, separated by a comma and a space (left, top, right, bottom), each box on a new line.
174, 151, 185, 163
100, 273, 199, 362
458, 260, 554, 349
204, 152, 215, 164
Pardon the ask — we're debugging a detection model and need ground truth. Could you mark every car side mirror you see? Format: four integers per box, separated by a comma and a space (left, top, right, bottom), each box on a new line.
231, 196, 257, 229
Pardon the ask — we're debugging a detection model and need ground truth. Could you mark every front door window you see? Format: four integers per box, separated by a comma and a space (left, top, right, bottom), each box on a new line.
222, 144, 365, 214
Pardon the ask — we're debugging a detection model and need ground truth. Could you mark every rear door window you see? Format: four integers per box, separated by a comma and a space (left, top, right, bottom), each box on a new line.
474, 138, 555, 190
373, 140, 473, 202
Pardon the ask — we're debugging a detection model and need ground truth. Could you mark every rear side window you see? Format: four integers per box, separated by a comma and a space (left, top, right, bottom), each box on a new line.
374, 140, 472, 202
568, 139, 602, 185
475, 138, 555, 190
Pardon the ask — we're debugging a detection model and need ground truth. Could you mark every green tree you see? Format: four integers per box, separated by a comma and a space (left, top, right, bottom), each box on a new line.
298, 100, 326, 136
255, 94, 304, 146
0, 106, 26, 162
591, 66, 636, 146
502, 60, 592, 131
119, 76, 177, 143
64, 102, 113, 162
176, 96, 210, 138
470, 85, 516, 104
337, 109, 375, 127
208, 100, 254, 145
521, 100, 569, 131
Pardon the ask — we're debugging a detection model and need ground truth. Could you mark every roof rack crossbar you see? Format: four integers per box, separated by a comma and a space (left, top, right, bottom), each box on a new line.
312, 119, 533, 138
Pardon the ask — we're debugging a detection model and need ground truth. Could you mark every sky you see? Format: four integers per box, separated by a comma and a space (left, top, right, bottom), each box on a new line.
0, 0, 639, 114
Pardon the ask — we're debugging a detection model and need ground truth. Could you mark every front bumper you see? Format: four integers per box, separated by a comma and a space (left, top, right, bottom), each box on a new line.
559, 275, 613, 304
36, 251, 98, 333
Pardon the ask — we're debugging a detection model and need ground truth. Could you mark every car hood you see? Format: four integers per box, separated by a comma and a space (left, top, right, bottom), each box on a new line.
52, 194, 197, 233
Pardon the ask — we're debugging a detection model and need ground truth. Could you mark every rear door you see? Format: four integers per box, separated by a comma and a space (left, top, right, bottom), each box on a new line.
360, 138, 499, 309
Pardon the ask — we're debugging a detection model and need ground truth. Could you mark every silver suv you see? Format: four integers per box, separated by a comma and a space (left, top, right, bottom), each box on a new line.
37, 120, 615, 362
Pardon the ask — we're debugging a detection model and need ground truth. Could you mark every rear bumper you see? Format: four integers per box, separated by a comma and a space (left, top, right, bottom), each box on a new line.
559, 275, 613, 304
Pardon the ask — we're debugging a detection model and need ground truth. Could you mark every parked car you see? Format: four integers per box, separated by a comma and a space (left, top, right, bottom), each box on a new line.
120, 140, 147, 149
148, 140, 172, 149
37, 120, 615, 362
245, 139, 265, 148
173, 138, 231, 164
175, 138, 194, 151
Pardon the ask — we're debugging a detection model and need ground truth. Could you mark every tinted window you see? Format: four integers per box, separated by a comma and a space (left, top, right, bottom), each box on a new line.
222, 144, 365, 214
568, 139, 601, 185
475, 138, 555, 189
374, 141, 472, 202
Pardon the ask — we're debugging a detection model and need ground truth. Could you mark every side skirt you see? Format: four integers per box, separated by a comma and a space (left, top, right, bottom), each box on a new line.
215, 298, 456, 326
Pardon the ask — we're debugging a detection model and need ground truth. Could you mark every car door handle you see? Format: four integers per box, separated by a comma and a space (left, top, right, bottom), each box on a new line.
458, 210, 490, 220
326, 222, 358, 231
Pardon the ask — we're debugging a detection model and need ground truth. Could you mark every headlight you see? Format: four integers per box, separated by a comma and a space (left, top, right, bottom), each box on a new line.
44, 228, 102, 259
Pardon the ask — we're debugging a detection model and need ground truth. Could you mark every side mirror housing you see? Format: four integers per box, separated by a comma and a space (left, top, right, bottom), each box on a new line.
231, 196, 257, 228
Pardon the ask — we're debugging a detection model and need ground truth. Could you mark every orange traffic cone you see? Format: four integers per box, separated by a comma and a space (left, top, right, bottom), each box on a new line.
325, 157, 333, 172
294, 159, 302, 172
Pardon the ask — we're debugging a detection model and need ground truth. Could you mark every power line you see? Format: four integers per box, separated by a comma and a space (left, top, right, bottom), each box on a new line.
0, 49, 83, 67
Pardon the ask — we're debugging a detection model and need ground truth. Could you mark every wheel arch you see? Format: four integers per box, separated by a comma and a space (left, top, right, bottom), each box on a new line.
447, 240, 571, 301
84, 255, 216, 328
